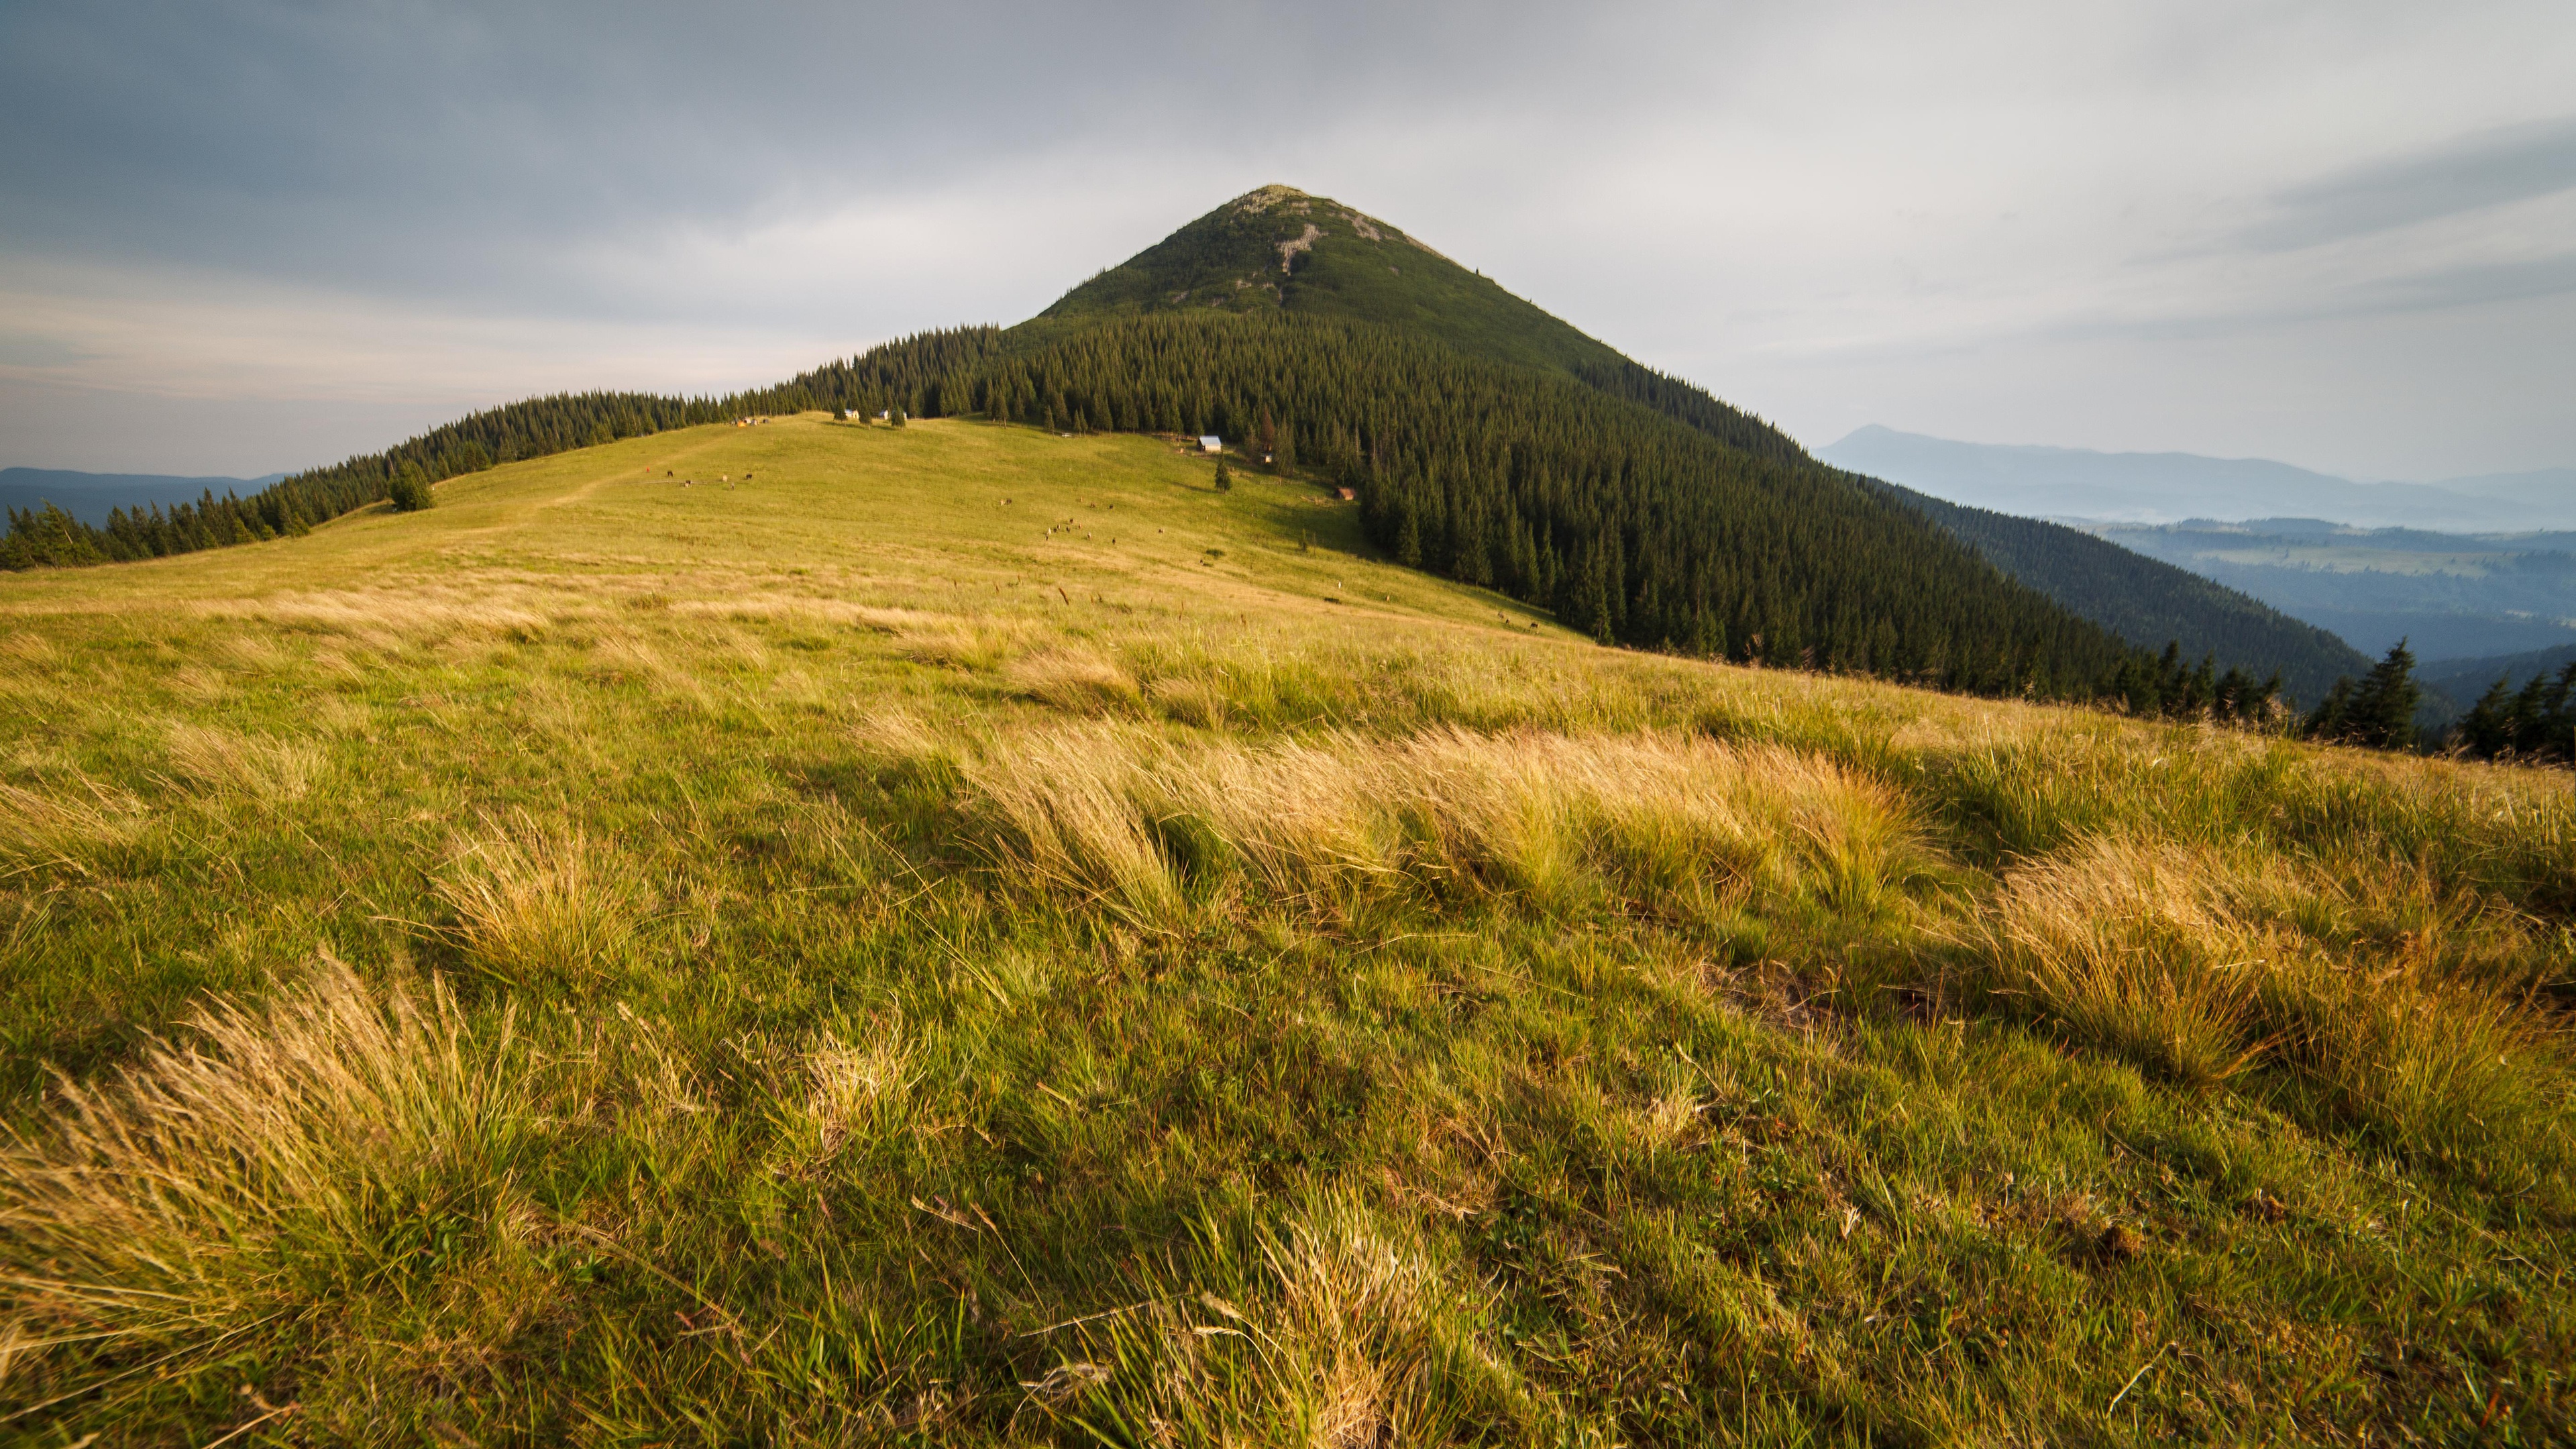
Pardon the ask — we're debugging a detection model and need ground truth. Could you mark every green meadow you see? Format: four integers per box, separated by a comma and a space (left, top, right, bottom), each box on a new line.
3, 415, 2571, 1445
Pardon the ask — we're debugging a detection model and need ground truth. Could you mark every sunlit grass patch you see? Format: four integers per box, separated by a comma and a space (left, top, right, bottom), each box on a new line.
959, 722, 1937, 930
161, 722, 323, 802
1981, 834, 2575, 1190
1057, 1196, 1539, 1446
1006, 646, 1144, 716
431, 814, 644, 984
0, 959, 536, 1395
0, 775, 144, 879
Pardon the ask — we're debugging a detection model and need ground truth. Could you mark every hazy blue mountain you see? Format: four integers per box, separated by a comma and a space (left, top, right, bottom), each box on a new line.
1, 468, 290, 527
2432, 468, 2576, 511
2423, 641, 2576, 704
1817, 427, 2576, 532
1860, 484, 2371, 704
2086, 519, 2576, 663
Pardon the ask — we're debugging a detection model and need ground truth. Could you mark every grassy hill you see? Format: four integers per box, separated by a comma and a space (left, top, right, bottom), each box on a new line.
3, 414, 2570, 1444
9, 186, 2369, 714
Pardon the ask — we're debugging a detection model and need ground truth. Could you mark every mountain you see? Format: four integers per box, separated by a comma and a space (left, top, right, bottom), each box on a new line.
1818, 425, 2576, 533
1038, 185, 1805, 463
2437, 467, 2576, 511
1866, 486, 2372, 703
2421, 641, 2576, 705
1020, 189, 2371, 702
1040, 184, 1626, 379
7, 185, 2373, 712
1, 467, 288, 527
2083, 519, 2576, 665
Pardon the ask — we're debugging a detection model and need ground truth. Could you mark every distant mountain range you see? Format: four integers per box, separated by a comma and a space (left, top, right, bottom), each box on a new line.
2422, 641, 2576, 705
2084, 519, 2576, 665
1817, 427, 2576, 533
2, 468, 290, 527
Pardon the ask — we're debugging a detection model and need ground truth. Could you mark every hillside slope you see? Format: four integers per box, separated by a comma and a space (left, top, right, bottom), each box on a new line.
1, 416, 2570, 1444
1871, 480, 2375, 702
11, 185, 2368, 711
1034, 187, 2381, 701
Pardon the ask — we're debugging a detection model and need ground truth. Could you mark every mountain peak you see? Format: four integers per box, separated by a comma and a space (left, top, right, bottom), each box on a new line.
1036, 186, 1616, 376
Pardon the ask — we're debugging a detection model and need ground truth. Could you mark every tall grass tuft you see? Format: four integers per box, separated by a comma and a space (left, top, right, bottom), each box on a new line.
0, 959, 529, 1379
1982, 835, 2573, 1188
961, 723, 1931, 928
162, 722, 322, 802
1063, 1197, 1537, 1446
432, 815, 643, 983
0, 777, 142, 879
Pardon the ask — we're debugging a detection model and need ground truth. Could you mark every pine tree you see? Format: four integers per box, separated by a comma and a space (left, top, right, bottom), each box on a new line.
390, 464, 434, 513
2461, 678, 2515, 757
1213, 456, 1233, 492
2345, 639, 2420, 749
2309, 641, 2418, 749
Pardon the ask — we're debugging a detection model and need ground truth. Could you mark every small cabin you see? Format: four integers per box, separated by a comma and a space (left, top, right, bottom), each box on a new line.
1198, 435, 1222, 453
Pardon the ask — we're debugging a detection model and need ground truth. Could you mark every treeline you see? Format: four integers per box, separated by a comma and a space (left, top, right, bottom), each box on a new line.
2111, 642, 2282, 724
2458, 661, 2576, 763
919, 310, 2141, 697
3, 390, 737, 570
777, 326, 1009, 420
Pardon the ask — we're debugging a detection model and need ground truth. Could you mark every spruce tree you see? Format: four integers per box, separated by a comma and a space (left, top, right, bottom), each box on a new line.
2345, 639, 2420, 749
390, 464, 434, 513
2461, 678, 2514, 757
1213, 456, 1232, 492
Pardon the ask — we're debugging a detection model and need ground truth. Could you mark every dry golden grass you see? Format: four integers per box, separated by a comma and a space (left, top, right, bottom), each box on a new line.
1005, 647, 1144, 716
1983, 835, 2571, 1178
161, 722, 322, 802
431, 814, 642, 984
782, 1028, 918, 1169
962, 722, 1928, 928
0, 959, 521, 1372
0, 776, 141, 879
896, 616, 1032, 672
1065, 1197, 1530, 1446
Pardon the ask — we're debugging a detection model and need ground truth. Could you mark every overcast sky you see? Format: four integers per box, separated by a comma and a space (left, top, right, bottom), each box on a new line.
3, 0, 2571, 482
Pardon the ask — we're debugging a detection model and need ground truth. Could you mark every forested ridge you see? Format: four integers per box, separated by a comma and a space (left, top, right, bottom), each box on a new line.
7, 182, 2382, 718
5, 308, 2303, 710
935, 311, 2141, 695
0, 345, 995, 571
1865, 482, 2373, 704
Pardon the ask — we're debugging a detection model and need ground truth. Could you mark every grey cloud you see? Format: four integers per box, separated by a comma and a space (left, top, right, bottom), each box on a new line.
2243, 113, 2576, 251
0, 0, 1644, 319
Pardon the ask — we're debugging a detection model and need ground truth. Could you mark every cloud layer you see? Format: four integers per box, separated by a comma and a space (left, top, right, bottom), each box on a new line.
3, 0, 2570, 480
